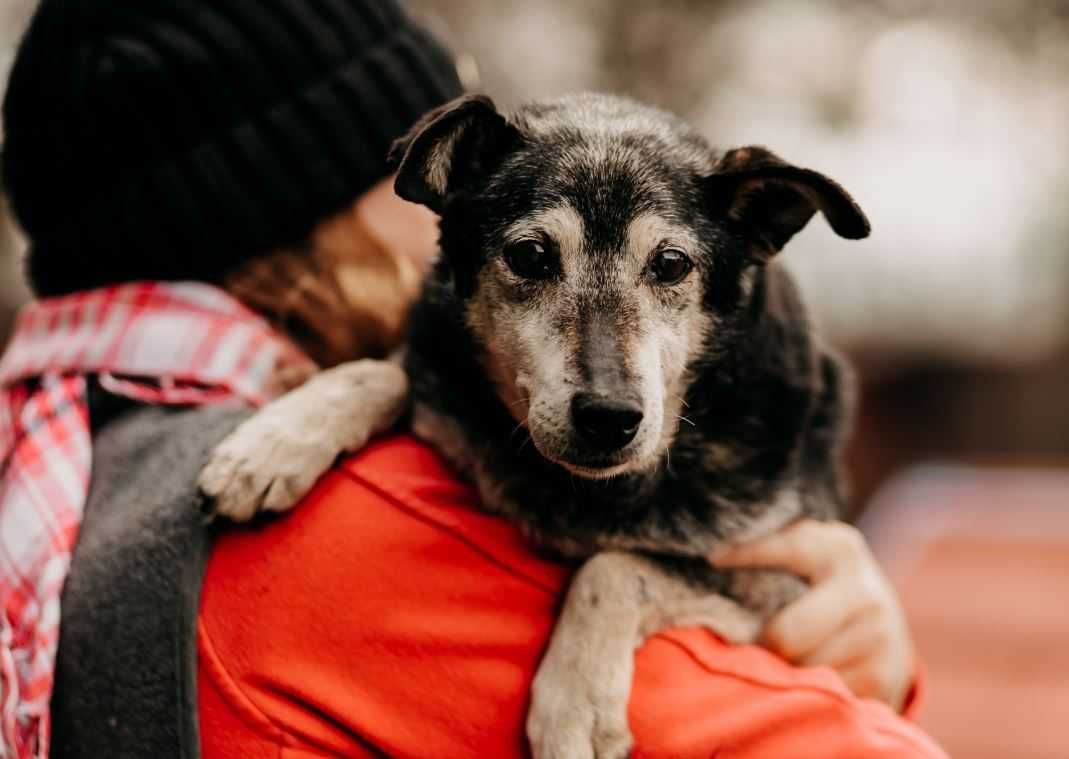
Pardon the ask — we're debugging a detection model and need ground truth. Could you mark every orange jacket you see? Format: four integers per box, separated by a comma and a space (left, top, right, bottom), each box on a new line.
198, 436, 946, 758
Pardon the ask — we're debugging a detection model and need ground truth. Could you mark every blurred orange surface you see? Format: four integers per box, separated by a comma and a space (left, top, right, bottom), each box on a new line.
865, 467, 1069, 759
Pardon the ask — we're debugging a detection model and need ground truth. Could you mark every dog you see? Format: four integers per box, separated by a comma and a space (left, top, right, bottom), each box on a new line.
200, 92, 870, 758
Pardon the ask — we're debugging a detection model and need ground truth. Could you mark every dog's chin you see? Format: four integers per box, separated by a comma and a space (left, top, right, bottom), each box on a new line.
561, 460, 647, 480
542, 448, 654, 480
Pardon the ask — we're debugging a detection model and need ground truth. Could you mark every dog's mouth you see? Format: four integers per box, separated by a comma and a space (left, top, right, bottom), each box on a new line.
557, 459, 638, 480
544, 449, 644, 480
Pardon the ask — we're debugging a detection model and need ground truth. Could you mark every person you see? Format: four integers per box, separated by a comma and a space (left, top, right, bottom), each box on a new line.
0, 1, 945, 757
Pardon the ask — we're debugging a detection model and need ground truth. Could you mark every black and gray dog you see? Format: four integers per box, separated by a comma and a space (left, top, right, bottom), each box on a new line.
201, 92, 870, 758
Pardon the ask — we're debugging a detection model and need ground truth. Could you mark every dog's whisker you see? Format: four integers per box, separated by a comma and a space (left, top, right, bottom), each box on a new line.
676, 415, 696, 427
514, 417, 533, 452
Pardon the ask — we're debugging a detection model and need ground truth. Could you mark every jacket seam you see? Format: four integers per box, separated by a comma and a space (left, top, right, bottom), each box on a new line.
197, 616, 297, 750
199, 616, 392, 758
658, 633, 943, 755
339, 467, 565, 596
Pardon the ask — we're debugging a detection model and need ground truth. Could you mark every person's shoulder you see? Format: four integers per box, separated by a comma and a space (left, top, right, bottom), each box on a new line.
331, 435, 488, 530
330, 435, 569, 589
257, 434, 570, 593
201, 435, 569, 758
337, 435, 469, 495
308, 434, 471, 524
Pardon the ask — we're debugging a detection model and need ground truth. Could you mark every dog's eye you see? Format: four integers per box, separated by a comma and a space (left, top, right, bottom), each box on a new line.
648, 248, 693, 286
502, 239, 559, 281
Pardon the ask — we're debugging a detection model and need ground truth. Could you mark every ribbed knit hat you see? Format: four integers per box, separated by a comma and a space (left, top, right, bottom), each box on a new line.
2, 0, 463, 297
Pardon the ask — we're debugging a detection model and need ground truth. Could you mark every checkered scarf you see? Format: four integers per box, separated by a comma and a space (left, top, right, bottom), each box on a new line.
0, 281, 314, 758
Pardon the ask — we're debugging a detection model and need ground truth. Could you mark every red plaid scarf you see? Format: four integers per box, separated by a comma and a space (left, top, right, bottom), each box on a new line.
0, 282, 314, 758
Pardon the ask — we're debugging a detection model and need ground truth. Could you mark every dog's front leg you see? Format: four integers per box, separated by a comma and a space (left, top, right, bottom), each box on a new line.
528, 552, 761, 759
199, 359, 408, 521
528, 552, 644, 759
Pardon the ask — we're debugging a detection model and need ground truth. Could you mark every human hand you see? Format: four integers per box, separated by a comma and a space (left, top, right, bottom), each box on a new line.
711, 519, 915, 712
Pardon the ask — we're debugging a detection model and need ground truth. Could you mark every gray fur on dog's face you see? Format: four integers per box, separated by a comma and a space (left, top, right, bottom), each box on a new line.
468, 199, 709, 477
392, 93, 867, 480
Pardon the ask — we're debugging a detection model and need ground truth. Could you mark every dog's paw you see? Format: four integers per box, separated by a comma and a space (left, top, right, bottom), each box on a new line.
527, 705, 633, 759
527, 676, 633, 759
199, 416, 352, 522
198, 360, 408, 522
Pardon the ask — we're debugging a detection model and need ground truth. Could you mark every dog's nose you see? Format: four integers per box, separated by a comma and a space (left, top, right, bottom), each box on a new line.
570, 393, 643, 452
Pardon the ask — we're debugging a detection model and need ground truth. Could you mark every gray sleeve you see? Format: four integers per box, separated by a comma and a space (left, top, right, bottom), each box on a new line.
50, 403, 252, 759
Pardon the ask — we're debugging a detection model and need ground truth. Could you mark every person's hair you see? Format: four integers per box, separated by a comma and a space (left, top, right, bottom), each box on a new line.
225, 197, 422, 368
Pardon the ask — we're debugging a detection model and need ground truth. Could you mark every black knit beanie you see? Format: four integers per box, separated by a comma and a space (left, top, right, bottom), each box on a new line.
1, 0, 463, 297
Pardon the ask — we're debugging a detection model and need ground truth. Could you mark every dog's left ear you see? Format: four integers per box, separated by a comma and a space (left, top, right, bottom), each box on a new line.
388, 94, 520, 214
705, 146, 870, 261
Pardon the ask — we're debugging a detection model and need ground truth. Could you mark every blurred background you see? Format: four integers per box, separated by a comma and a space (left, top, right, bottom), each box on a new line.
3, 0, 1069, 756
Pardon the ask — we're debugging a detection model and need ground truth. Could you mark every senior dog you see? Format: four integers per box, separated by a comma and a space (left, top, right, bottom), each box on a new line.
200, 93, 870, 758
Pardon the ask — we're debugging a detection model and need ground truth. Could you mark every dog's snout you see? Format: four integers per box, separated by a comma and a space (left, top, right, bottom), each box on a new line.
570, 393, 643, 452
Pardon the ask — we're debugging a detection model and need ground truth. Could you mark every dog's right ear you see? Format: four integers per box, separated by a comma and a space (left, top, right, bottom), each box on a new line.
388, 95, 519, 214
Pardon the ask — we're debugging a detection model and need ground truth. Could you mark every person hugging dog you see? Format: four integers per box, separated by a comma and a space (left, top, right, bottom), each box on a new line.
0, 1, 944, 757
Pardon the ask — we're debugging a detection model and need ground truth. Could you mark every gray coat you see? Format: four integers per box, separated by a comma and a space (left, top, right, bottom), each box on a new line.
50, 386, 250, 759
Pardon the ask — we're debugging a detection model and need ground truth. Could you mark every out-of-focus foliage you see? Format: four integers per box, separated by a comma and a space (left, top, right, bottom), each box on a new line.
0, 194, 25, 343
1, 0, 33, 335
413, 0, 1069, 367
0, 0, 33, 141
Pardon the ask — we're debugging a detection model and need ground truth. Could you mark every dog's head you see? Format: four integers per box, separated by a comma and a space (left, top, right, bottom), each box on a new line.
391, 93, 869, 479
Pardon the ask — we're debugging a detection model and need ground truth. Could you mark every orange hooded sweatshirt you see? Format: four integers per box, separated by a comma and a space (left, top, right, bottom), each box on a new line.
198, 436, 945, 759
